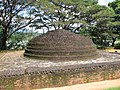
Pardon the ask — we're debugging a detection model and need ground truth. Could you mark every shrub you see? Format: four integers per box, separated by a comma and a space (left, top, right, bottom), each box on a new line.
114, 42, 120, 49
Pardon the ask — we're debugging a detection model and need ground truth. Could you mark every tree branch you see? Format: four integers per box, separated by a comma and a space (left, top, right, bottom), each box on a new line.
7, 18, 34, 39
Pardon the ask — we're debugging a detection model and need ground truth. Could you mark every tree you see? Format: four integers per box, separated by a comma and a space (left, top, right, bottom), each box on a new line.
108, 0, 120, 46
88, 7, 115, 46
87, 0, 120, 47
31, 0, 98, 33
0, 0, 36, 50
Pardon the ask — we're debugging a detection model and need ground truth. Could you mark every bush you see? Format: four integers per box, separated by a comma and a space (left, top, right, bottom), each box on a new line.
114, 42, 120, 49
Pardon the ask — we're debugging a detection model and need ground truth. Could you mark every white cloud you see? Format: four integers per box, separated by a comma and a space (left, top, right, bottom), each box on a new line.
98, 0, 107, 5
98, 0, 114, 6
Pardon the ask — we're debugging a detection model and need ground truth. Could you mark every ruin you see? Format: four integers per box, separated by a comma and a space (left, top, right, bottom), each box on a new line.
1, 30, 120, 89
24, 29, 99, 61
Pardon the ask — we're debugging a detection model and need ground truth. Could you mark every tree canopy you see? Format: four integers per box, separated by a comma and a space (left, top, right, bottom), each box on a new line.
31, 0, 98, 33
0, 0, 120, 50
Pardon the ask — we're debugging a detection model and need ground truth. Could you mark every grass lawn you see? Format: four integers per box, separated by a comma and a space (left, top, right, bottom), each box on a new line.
104, 87, 120, 90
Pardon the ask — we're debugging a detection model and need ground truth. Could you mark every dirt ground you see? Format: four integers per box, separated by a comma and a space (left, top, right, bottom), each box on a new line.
34, 79, 120, 90
0, 50, 24, 61
0, 52, 5, 59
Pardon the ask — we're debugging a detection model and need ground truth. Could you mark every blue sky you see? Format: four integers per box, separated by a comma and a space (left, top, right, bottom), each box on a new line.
98, 0, 115, 6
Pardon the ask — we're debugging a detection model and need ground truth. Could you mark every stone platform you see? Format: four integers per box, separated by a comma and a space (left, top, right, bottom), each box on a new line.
0, 50, 120, 77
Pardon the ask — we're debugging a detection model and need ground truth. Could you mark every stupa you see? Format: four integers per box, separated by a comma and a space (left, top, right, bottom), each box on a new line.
24, 29, 99, 61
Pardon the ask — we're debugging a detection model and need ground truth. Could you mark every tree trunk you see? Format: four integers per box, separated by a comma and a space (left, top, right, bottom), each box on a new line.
1, 36, 7, 50
111, 37, 116, 47
1, 28, 7, 50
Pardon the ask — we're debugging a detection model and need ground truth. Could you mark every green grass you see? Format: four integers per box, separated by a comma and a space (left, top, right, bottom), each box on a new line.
104, 87, 120, 90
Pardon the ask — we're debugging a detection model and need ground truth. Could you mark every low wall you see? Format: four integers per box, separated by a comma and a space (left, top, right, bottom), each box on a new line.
0, 61, 120, 90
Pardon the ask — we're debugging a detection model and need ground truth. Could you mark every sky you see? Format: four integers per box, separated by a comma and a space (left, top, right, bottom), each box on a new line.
98, 0, 115, 6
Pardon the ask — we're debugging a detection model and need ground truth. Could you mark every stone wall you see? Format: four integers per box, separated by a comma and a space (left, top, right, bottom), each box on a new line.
0, 61, 120, 90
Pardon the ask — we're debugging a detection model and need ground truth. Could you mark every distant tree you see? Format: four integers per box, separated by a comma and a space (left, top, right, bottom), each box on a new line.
7, 29, 38, 50
0, 0, 37, 50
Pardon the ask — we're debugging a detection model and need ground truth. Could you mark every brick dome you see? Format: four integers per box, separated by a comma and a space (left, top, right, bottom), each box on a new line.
24, 29, 99, 61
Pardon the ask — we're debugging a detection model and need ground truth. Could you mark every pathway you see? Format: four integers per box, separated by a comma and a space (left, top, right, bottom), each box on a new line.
34, 79, 120, 90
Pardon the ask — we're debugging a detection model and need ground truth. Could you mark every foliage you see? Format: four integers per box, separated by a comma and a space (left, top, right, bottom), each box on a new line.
107, 0, 120, 46
31, 0, 98, 33
85, 0, 120, 47
114, 42, 120, 49
7, 30, 39, 50
0, 0, 37, 50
